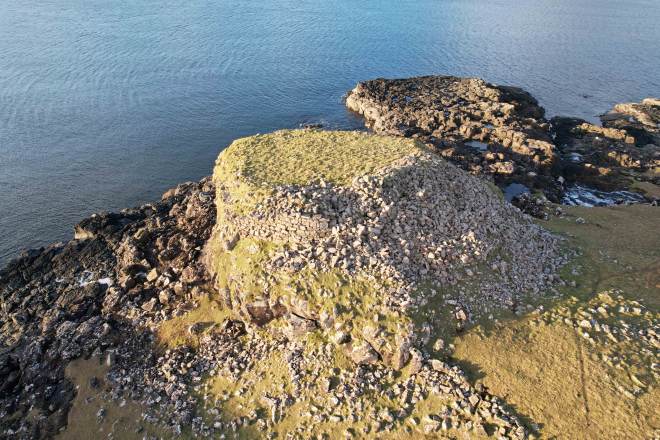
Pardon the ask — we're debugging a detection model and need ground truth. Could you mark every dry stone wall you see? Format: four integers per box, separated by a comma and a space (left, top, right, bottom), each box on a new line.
226, 212, 331, 245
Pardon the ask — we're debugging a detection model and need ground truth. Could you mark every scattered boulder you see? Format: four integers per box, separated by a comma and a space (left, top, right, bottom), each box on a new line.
282, 313, 316, 341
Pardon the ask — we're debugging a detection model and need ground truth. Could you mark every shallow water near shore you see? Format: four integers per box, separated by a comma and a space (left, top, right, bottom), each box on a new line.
1, 0, 659, 266
563, 185, 647, 207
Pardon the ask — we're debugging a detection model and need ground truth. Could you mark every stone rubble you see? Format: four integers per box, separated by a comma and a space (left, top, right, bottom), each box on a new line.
211, 152, 569, 370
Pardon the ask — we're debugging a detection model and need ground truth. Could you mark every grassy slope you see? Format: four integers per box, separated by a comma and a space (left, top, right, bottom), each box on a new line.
453, 204, 660, 440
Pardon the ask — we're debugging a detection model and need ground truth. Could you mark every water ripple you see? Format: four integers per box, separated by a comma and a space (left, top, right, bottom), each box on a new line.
1, 0, 659, 266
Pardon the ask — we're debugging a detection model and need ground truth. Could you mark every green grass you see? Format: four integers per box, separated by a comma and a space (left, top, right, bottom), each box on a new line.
485, 181, 504, 200
61, 204, 660, 440
215, 129, 429, 188
212, 130, 431, 215
451, 203, 660, 440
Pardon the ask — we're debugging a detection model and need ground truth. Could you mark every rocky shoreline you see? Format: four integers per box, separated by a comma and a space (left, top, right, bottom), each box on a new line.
0, 76, 659, 440
0, 178, 217, 438
345, 76, 660, 202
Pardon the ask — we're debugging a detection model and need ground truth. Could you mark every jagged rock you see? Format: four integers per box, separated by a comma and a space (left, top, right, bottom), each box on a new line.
430, 359, 450, 373
146, 268, 159, 282
552, 100, 660, 194
282, 313, 316, 341
332, 331, 350, 345
345, 340, 378, 365
141, 298, 157, 312
0, 176, 217, 438
134, 228, 149, 244
408, 348, 424, 376
188, 322, 204, 335
345, 75, 559, 193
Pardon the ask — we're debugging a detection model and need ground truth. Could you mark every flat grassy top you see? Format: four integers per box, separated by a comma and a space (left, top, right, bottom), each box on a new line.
214, 129, 429, 188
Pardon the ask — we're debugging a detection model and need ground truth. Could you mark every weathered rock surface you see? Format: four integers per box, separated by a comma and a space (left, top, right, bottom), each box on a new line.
207, 130, 568, 375
345, 75, 561, 194
0, 177, 216, 438
345, 75, 660, 201
551, 107, 660, 191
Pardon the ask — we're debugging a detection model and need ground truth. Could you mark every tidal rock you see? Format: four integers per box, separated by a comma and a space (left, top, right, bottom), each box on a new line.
346, 75, 559, 192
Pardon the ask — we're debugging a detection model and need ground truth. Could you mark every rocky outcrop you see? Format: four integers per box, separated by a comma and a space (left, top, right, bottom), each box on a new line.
0, 177, 217, 438
346, 76, 561, 194
551, 98, 660, 192
345, 75, 660, 201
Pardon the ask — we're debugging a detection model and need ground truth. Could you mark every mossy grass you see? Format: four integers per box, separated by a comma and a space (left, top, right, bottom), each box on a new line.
450, 203, 660, 439
215, 129, 430, 188
62, 203, 660, 439
61, 356, 180, 440
155, 295, 233, 349
484, 181, 504, 200
212, 129, 431, 214
61, 125, 660, 440
628, 176, 660, 200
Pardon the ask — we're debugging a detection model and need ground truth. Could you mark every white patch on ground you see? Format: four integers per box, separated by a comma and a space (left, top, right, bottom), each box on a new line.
77, 271, 113, 287
78, 272, 95, 287
98, 278, 113, 286
563, 185, 646, 207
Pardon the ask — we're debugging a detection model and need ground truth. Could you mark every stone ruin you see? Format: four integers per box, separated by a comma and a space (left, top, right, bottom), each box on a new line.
207, 136, 569, 371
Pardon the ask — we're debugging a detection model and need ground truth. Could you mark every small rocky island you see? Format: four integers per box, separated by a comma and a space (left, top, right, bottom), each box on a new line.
1, 76, 659, 440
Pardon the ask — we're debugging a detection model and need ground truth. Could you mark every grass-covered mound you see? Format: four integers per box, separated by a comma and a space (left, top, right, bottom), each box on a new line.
207, 129, 565, 370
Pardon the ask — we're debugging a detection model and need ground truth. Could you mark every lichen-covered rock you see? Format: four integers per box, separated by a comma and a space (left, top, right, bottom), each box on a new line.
345, 339, 378, 365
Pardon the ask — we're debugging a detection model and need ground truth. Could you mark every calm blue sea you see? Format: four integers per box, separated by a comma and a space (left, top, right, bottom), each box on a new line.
1, 0, 659, 266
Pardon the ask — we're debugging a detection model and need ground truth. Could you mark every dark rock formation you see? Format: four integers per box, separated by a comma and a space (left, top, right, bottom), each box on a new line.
0, 177, 216, 439
346, 75, 660, 201
345, 75, 561, 196
551, 99, 660, 192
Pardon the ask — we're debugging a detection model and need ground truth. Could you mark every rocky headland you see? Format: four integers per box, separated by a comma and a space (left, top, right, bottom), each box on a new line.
1, 76, 659, 440
345, 76, 660, 202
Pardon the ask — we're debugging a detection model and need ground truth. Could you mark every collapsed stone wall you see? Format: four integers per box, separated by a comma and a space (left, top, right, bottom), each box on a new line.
209, 152, 568, 372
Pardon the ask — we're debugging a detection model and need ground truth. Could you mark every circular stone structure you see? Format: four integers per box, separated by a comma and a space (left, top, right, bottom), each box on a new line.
206, 129, 567, 370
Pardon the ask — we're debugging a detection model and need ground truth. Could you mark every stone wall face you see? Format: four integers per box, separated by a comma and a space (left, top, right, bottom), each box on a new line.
226, 212, 331, 244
